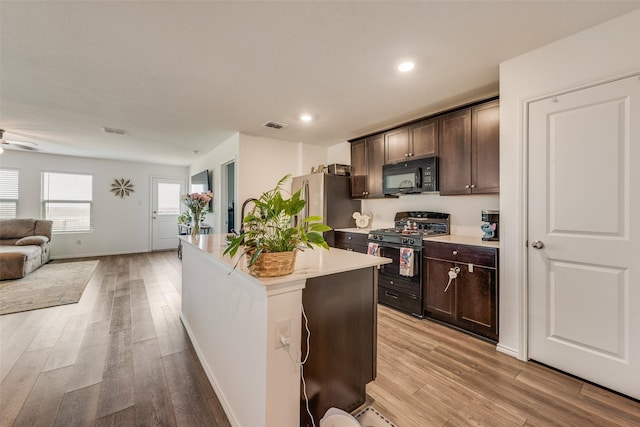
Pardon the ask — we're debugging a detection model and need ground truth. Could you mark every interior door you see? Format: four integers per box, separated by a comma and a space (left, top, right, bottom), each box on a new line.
528, 74, 640, 399
152, 177, 185, 251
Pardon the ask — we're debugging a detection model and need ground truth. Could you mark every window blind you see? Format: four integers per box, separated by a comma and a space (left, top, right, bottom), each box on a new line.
42, 172, 93, 232
0, 169, 19, 218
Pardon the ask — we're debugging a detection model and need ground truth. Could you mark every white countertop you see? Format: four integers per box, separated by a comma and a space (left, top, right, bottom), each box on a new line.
180, 234, 391, 287
424, 234, 500, 248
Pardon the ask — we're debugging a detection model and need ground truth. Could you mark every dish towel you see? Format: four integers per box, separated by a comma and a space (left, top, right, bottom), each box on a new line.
367, 242, 379, 256
399, 247, 414, 276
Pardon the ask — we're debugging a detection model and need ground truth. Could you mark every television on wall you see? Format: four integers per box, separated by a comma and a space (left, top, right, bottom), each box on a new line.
191, 169, 212, 210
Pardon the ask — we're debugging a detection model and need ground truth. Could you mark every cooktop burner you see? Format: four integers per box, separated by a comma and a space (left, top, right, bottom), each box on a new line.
368, 211, 450, 246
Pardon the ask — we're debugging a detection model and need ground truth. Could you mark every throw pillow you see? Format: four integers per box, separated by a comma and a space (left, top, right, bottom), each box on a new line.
15, 235, 49, 246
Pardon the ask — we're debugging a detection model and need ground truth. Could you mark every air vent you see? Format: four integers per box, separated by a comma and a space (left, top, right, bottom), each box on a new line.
102, 127, 126, 135
262, 121, 288, 130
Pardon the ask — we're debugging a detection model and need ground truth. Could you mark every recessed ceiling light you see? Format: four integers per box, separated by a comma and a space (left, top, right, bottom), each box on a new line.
300, 114, 313, 122
398, 61, 415, 72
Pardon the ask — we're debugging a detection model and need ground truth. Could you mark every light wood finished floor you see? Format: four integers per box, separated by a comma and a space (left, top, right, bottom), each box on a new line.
371, 305, 640, 427
0, 252, 229, 427
1, 252, 638, 426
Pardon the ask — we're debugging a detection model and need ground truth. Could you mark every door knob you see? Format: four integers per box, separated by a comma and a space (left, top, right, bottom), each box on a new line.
531, 241, 544, 249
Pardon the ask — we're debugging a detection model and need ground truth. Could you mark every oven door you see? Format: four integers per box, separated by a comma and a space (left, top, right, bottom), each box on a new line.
378, 242, 422, 281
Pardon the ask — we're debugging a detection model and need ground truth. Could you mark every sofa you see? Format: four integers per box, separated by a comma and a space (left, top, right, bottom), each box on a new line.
0, 219, 53, 280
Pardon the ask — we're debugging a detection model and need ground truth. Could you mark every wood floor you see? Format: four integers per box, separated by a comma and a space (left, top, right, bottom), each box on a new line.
0, 251, 229, 427
1, 251, 638, 427
371, 306, 640, 427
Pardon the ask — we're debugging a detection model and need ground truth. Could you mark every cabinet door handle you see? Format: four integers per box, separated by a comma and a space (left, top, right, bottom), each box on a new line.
470, 184, 476, 189
452, 250, 458, 255
408, 152, 413, 156
385, 291, 399, 300
404, 153, 409, 157
465, 184, 470, 189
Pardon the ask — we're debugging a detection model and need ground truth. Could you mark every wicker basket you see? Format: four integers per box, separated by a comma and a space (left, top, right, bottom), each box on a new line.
246, 249, 297, 277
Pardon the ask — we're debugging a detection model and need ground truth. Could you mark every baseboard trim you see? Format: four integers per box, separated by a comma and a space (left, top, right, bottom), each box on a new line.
496, 343, 520, 359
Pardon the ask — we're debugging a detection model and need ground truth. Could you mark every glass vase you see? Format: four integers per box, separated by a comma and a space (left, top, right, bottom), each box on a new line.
191, 222, 200, 237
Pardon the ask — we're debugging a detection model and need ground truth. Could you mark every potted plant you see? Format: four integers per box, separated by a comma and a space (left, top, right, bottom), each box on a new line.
223, 175, 332, 277
177, 211, 192, 226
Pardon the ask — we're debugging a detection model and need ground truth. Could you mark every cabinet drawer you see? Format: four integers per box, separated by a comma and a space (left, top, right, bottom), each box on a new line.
378, 286, 422, 317
378, 275, 421, 298
424, 241, 496, 267
335, 231, 368, 247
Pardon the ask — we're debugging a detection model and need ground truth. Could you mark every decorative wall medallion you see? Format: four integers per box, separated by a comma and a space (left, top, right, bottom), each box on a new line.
111, 178, 134, 198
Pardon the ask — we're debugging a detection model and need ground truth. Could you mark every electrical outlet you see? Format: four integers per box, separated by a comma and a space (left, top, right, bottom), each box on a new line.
275, 318, 291, 349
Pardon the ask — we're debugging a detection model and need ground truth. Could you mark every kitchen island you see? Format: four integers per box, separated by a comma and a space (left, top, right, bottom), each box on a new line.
179, 234, 390, 427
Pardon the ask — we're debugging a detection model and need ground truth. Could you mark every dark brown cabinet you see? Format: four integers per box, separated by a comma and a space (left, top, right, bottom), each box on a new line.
423, 241, 498, 341
439, 99, 499, 195
385, 118, 438, 164
350, 134, 385, 198
334, 231, 369, 254
301, 267, 377, 425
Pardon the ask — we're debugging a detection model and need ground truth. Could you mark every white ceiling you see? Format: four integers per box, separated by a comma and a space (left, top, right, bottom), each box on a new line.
2, 1, 639, 166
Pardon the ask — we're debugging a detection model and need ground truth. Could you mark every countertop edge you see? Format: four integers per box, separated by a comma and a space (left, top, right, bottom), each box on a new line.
179, 234, 391, 287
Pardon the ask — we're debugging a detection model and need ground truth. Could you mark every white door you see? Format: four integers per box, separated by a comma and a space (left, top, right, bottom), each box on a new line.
528, 75, 640, 399
152, 177, 185, 251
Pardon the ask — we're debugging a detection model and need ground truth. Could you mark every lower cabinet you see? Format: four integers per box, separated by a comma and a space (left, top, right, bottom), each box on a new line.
334, 231, 369, 254
423, 241, 498, 341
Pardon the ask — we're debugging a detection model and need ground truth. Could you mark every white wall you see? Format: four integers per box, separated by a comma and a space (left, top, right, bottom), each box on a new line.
363, 194, 499, 236
188, 134, 333, 233
499, 9, 640, 358
299, 142, 328, 176
237, 134, 303, 217
1, 150, 187, 258
188, 133, 240, 233
327, 141, 351, 165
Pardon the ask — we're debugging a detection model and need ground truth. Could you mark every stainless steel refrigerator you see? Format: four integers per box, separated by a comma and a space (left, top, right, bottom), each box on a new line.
291, 173, 361, 247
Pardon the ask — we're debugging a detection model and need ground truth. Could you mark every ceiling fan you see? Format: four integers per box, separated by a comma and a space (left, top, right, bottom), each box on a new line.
0, 129, 41, 153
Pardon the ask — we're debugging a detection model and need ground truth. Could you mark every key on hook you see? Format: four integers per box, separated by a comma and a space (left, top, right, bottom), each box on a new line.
444, 267, 461, 292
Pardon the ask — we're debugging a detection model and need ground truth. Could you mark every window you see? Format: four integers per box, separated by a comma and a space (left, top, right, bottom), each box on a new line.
158, 182, 181, 215
0, 169, 19, 218
42, 172, 93, 232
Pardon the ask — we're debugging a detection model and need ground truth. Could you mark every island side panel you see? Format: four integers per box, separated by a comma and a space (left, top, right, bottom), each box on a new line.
300, 266, 377, 426
180, 243, 304, 427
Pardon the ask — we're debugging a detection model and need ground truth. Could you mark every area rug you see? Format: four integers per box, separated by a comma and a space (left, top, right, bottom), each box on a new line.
0, 260, 99, 315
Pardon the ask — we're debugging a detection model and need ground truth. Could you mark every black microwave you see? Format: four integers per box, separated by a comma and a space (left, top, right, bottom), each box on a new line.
382, 156, 439, 195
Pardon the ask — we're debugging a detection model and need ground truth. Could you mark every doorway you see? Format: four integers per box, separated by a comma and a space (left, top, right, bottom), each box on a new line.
151, 177, 185, 251
222, 160, 236, 233
527, 74, 639, 399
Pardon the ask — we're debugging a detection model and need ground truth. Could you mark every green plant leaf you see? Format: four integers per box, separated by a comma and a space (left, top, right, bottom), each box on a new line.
223, 174, 330, 272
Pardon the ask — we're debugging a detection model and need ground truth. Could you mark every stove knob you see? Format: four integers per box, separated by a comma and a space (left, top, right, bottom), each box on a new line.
409, 239, 415, 244
379, 236, 383, 241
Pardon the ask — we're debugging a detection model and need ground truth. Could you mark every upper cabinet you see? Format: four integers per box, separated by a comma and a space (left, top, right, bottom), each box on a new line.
350, 97, 499, 197
471, 100, 500, 194
350, 134, 385, 198
439, 99, 499, 195
385, 118, 438, 164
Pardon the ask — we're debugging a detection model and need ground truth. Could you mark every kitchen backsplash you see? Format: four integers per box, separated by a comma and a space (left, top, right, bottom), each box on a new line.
361, 193, 499, 237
